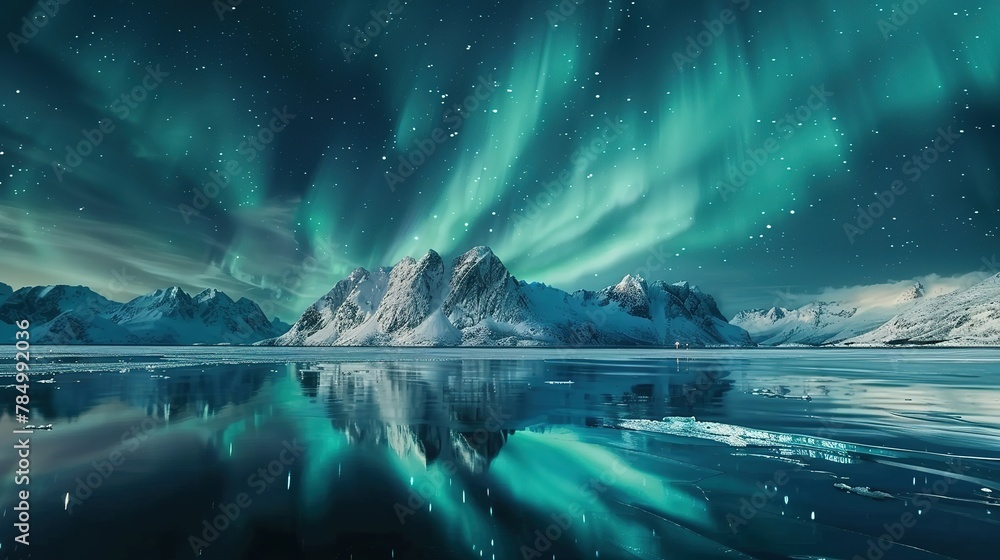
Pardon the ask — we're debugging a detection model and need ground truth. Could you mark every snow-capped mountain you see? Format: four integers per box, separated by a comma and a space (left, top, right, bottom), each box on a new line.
731, 283, 927, 346
845, 274, 1000, 346
0, 284, 288, 344
265, 246, 753, 347
0, 285, 133, 344
894, 282, 926, 305
271, 266, 390, 345
0, 285, 121, 326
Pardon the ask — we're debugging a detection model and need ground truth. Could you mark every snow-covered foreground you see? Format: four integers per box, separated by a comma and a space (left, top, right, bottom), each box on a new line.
2, 347, 997, 559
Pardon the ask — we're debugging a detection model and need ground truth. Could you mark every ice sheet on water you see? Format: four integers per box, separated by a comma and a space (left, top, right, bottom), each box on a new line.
615, 417, 1000, 465
833, 483, 894, 500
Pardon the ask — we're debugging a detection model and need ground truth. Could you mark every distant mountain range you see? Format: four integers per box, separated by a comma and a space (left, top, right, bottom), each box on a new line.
732, 275, 1000, 346
3, 246, 998, 346
0, 283, 289, 345
844, 274, 1000, 346
263, 246, 752, 347
730, 282, 928, 346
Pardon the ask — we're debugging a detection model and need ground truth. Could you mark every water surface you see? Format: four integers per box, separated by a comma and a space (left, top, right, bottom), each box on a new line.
1, 348, 998, 559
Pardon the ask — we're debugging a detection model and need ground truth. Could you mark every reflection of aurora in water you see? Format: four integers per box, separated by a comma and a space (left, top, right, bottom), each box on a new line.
282, 361, 729, 558
2, 349, 999, 559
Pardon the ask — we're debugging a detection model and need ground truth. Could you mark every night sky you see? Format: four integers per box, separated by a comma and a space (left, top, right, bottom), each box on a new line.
1, 0, 997, 321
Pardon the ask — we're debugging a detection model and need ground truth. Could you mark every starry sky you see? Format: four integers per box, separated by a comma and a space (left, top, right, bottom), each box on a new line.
1, 0, 998, 320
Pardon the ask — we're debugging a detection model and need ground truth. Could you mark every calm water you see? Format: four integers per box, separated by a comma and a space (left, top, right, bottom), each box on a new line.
1, 348, 998, 560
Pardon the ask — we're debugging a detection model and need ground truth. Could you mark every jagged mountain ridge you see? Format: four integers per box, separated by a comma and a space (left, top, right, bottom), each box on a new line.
265, 246, 753, 347
0, 285, 287, 345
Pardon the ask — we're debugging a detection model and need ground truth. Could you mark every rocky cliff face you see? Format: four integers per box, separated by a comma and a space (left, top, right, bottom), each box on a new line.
377, 250, 446, 333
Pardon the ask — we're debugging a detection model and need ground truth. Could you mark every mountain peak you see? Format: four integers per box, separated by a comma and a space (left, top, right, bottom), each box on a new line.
155, 286, 188, 299
195, 288, 235, 305
347, 267, 371, 280
601, 274, 651, 319
0, 284, 118, 325
668, 281, 704, 296
617, 274, 648, 291
460, 246, 494, 261
894, 282, 926, 304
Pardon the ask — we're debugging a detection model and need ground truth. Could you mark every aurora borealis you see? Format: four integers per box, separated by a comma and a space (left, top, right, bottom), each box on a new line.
1, 0, 998, 320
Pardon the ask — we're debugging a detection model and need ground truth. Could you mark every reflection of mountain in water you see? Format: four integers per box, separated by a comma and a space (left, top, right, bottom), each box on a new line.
526, 358, 736, 426
293, 358, 736, 471
295, 361, 534, 472
8, 363, 275, 423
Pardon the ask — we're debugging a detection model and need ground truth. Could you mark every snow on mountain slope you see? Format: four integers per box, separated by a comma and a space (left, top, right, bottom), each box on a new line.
31, 311, 136, 345
600, 275, 651, 319
0, 284, 283, 345
376, 250, 447, 333
395, 309, 463, 346
445, 247, 531, 324
731, 283, 927, 346
844, 275, 1000, 346
266, 246, 754, 347
894, 282, 926, 305
266, 267, 390, 345
0, 285, 121, 326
